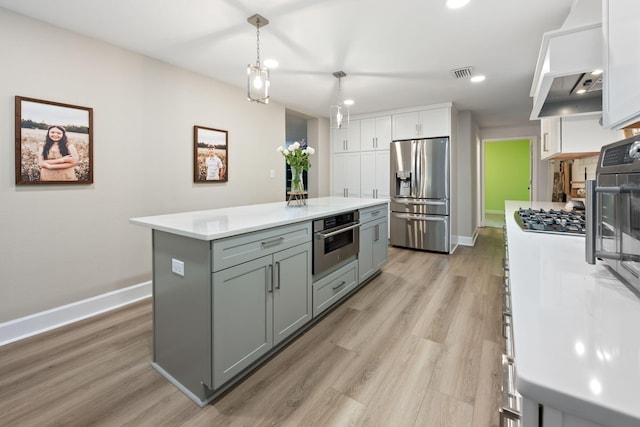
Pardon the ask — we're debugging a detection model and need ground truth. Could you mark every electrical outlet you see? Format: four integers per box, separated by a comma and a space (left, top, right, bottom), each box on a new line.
270, 169, 275, 178
171, 258, 185, 277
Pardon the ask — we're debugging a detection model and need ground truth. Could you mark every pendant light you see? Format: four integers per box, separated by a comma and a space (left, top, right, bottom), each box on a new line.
330, 71, 351, 129
247, 14, 269, 104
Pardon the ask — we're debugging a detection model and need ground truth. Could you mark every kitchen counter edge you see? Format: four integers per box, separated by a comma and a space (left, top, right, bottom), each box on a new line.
129, 197, 389, 241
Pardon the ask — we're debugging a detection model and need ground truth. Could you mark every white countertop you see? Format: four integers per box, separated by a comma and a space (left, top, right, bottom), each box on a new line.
505, 201, 640, 427
130, 197, 388, 240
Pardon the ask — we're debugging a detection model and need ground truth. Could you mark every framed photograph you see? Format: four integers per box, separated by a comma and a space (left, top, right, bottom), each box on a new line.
194, 125, 228, 183
15, 96, 93, 185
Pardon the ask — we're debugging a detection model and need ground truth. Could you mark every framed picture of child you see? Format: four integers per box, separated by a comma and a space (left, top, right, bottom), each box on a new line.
194, 125, 228, 183
15, 96, 93, 185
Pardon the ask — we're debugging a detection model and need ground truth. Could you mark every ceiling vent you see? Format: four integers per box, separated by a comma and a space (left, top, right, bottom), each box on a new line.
451, 66, 473, 79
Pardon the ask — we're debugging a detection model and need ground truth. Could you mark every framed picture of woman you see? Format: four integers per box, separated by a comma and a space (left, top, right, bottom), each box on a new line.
15, 96, 93, 185
194, 125, 228, 183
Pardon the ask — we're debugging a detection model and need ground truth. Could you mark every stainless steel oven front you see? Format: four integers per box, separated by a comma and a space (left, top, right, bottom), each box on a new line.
586, 135, 640, 296
313, 211, 360, 277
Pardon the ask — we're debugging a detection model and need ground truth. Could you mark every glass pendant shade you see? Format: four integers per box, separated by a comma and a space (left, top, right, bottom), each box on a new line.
246, 14, 270, 104
330, 71, 350, 129
330, 104, 349, 129
247, 63, 269, 103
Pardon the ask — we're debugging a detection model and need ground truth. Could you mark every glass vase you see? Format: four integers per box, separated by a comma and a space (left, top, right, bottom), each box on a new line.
290, 165, 304, 193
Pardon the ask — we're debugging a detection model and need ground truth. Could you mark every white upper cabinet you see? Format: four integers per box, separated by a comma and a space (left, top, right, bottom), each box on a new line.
331, 120, 361, 153
360, 116, 392, 151
602, 0, 640, 129
392, 108, 450, 141
541, 113, 624, 159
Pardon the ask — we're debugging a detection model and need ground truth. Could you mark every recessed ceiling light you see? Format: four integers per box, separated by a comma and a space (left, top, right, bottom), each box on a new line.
343, 99, 354, 106
263, 58, 278, 68
591, 69, 603, 76
446, 0, 471, 9
576, 89, 586, 94
470, 75, 486, 83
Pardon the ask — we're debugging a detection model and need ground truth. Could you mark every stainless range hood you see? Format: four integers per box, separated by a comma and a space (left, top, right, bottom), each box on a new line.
530, 22, 603, 119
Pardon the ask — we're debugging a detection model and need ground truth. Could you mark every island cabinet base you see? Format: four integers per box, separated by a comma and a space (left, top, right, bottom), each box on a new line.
140, 201, 391, 407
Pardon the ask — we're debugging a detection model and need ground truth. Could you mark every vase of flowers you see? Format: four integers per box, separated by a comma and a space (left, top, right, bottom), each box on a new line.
277, 140, 315, 193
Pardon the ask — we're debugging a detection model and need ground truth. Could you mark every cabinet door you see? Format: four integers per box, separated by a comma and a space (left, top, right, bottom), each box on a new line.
346, 120, 361, 152
372, 218, 388, 271
392, 111, 420, 141
359, 217, 388, 282
332, 127, 347, 153
332, 153, 347, 197
272, 243, 312, 345
361, 116, 392, 150
374, 150, 390, 199
360, 151, 376, 198
361, 118, 376, 151
345, 152, 361, 197
541, 116, 561, 159
603, 0, 640, 129
419, 108, 450, 138
359, 221, 375, 282
212, 255, 273, 388
375, 116, 392, 150
561, 114, 624, 153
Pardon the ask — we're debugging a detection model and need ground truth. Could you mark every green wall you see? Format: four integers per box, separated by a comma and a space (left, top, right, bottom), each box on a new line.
485, 140, 530, 212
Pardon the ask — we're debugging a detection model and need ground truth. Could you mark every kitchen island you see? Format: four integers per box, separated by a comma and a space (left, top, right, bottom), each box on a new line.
504, 201, 640, 427
130, 197, 389, 406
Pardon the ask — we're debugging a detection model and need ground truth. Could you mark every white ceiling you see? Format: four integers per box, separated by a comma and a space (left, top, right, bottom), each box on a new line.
0, 0, 577, 128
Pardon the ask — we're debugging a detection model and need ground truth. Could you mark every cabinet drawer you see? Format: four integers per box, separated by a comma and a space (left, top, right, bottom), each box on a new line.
212, 222, 311, 272
359, 204, 388, 224
313, 260, 358, 317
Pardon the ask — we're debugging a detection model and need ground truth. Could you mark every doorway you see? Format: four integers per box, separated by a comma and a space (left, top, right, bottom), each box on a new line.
482, 139, 532, 227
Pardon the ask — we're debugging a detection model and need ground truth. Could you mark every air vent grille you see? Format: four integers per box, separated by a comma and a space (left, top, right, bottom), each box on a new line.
451, 66, 473, 79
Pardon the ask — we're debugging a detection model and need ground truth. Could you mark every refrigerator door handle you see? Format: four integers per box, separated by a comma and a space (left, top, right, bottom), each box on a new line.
406, 216, 447, 222
395, 199, 447, 206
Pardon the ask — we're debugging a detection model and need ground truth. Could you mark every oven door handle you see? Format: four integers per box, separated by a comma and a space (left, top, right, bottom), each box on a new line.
316, 222, 360, 239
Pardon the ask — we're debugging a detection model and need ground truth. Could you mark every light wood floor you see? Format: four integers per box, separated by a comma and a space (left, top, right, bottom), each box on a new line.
0, 227, 505, 427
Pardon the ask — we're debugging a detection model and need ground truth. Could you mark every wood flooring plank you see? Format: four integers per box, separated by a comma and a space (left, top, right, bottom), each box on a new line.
414, 389, 474, 427
471, 340, 503, 427
354, 335, 441, 427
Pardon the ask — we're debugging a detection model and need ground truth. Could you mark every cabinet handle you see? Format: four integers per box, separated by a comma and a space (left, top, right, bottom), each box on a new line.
543, 132, 549, 152
374, 224, 379, 242
332, 280, 347, 291
370, 210, 381, 216
267, 264, 273, 293
261, 237, 284, 248
275, 261, 281, 290
374, 137, 378, 148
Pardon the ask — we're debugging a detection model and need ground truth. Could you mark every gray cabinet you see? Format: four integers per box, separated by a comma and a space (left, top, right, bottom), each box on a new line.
312, 259, 358, 317
212, 242, 311, 388
212, 255, 273, 388
359, 211, 388, 283
152, 222, 312, 404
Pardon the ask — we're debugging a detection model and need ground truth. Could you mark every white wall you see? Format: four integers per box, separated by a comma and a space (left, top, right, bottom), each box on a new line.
0, 8, 327, 322
456, 111, 479, 243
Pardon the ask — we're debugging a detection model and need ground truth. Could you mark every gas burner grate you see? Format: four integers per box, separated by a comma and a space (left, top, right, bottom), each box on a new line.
514, 207, 586, 235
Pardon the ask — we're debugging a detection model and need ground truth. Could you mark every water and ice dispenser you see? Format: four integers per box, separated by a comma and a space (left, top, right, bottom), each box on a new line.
395, 171, 411, 197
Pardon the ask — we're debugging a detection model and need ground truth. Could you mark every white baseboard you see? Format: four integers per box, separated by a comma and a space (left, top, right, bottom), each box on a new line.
457, 229, 479, 247
0, 281, 152, 347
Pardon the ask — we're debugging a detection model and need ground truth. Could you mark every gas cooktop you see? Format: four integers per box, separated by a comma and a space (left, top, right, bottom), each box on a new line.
514, 208, 586, 235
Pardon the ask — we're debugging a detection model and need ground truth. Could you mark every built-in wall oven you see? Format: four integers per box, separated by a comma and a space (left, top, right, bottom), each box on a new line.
586, 135, 640, 296
313, 211, 360, 277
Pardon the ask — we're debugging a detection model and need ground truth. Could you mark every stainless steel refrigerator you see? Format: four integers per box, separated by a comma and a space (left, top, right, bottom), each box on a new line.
389, 137, 450, 253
